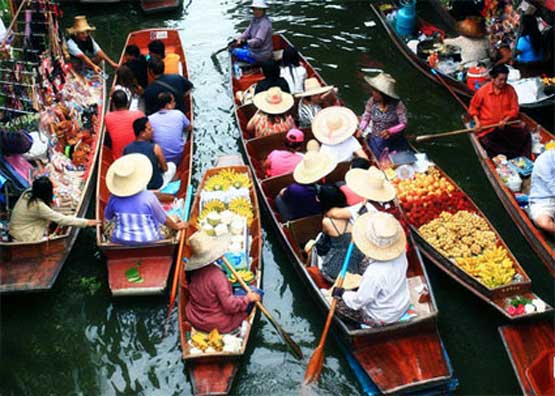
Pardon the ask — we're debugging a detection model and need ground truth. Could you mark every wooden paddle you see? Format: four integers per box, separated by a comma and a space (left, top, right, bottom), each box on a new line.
211, 40, 236, 57
304, 241, 355, 384
221, 257, 304, 360
415, 120, 521, 142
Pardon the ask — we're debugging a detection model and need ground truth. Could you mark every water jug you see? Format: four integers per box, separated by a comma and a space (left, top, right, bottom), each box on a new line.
395, 0, 416, 36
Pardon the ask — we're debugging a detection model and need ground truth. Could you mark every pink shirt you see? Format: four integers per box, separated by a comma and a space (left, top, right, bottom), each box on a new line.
185, 264, 250, 333
265, 150, 303, 178
340, 184, 364, 206
104, 110, 145, 159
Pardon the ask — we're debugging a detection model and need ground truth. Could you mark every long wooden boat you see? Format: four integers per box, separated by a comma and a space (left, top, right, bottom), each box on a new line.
140, 0, 183, 14
95, 29, 193, 296
231, 34, 457, 395
499, 320, 555, 396
371, 0, 555, 111
178, 155, 262, 396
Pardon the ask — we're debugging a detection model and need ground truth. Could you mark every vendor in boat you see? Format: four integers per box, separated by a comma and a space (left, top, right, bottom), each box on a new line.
104, 153, 186, 245
443, 16, 489, 65
232, 0, 273, 64
358, 73, 409, 158
296, 78, 336, 128
275, 150, 336, 221
9, 176, 99, 242
247, 87, 296, 138
469, 64, 531, 159
280, 46, 308, 94
185, 231, 261, 333
263, 128, 305, 178
529, 149, 555, 234
332, 211, 410, 326
65, 16, 118, 74
313, 106, 368, 163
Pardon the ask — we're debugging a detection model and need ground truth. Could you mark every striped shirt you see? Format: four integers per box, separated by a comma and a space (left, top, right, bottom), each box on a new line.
298, 101, 321, 128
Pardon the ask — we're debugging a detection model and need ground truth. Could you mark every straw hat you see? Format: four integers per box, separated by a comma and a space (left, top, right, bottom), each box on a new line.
67, 16, 96, 35
253, 87, 294, 115
352, 211, 406, 261
364, 73, 400, 100
295, 77, 334, 98
293, 151, 336, 184
345, 166, 396, 202
251, 0, 269, 8
456, 16, 486, 39
312, 106, 358, 145
106, 154, 152, 197
186, 231, 231, 271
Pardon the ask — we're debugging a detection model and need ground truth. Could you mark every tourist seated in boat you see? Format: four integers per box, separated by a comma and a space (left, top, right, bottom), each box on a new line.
232, 0, 273, 64
123, 44, 148, 89
274, 151, 336, 221
336, 157, 371, 206
469, 64, 531, 159
314, 106, 368, 163
65, 16, 118, 74
185, 231, 261, 333
254, 60, 290, 94
148, 39, 182, 75
113, 65, 144, 112
515, 15, 545, 64
144, 57, 193, 116
104, 90, 145, 160
104, 154, 186, 245
359, 73, 409, 158
247, 87, 296, 138
9, 176, 99, 242
443, 16, 489, 65
280, 46, 308, 94
296, 78, 335, 128
332, 211, 410, 327
263, 128, 304, 178
529, 149, 555, 234
123, 117, 175, 190
148, 92, 191, 166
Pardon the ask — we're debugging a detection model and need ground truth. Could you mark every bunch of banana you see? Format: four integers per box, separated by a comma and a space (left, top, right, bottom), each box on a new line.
208, 329, 224, 351
191, 331, 209, 351
203, 200, 226, 213
228, 197, 254, 225
456, 246, 516, 288
204, 173, 231, 191
228, 270, 255, 284
542, 77, 555, 86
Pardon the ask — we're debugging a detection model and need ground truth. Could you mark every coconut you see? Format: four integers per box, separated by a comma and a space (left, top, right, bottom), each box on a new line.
220, 210, 234, 225
207, 212, 221, 226
524, 304, 536, 314
532, 299, 546, 313
202, 223, 215, 236
230, 218, 244, 235
214, 223, 228, 237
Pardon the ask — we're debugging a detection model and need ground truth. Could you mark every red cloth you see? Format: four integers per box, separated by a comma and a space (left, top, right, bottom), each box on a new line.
468, 81, 520, 138
104, 110, 145, 159
185, 264, 250, 333
339, 184, 364, 206
265, 150, 303, 177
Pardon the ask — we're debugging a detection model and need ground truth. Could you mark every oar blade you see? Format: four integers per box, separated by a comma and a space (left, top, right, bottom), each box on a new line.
304, 345, 325, 384
259, 303, 303, 360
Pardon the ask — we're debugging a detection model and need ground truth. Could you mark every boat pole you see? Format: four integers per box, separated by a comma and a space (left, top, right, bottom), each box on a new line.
431, 69, 469, 112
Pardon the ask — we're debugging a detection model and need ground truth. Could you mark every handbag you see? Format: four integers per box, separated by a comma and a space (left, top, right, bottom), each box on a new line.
0, 129, 33, 155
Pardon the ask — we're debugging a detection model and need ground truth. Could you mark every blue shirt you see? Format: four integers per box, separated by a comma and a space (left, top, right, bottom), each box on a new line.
148, 109, 190, 164
530, 150, 555, 203
123, 141, 164, 190
144, 74, 194, 115
516, 35, 544, 63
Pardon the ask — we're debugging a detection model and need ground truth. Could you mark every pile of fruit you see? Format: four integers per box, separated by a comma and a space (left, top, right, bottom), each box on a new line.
189, 328, 244, 354
456, 246, 516, 289
228, 269, 255, 284
204, 169, 251, 192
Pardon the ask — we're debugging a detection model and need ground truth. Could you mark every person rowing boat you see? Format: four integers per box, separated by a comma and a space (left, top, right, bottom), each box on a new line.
232, 0, 273, 64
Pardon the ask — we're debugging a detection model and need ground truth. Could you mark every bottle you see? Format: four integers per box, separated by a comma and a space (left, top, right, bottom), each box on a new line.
233, 62, 242, 79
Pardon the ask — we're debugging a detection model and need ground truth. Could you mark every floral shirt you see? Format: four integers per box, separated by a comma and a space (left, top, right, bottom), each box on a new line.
251, 112, 296, 138
359, 98, 408, 136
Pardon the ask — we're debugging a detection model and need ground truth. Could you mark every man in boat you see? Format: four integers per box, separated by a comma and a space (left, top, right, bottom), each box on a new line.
232, 0, 273, 64
469, 64, 531, 159
65, 16, 118, 74
123, 44, 148, 89
529, 149, 555, 234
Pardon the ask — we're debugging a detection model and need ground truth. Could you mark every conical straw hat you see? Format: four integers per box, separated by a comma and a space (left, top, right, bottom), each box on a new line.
352, 211, 406, 261
106, 153, 152, 197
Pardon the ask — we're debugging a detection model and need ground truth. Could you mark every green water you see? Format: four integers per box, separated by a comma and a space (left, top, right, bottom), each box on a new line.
1, 1, 553, 395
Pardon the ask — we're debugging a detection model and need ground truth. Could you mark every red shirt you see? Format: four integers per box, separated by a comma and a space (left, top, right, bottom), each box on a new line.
468, 81, 519, 138
104, 110, 144, 159
265, 150, 303, 178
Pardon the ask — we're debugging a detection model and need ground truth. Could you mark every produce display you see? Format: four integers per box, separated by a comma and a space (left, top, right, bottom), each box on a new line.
455, 246, 515, 289
189, 328, 243, 354
505, 296, 547, 316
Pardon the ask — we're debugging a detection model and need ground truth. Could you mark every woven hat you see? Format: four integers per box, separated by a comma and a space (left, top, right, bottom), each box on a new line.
67, 16, 96, 34
364, 73, 400, 100
293, 151, 336, 184
186, 231, 231, 271
345, 166, 396, 202
253, 87, 294, 115
106, 153, 152, 197
312, 106, 358, 145
251, 0, 269, 8
295, 77, 334, 98
456, 16, 486, 38
352, 211, 406, 261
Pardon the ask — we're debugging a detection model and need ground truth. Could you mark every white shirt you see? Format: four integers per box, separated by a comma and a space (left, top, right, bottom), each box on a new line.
320, 136, 362, 163
66, 37, 100, 57
343, 253, 410, 324
280, 65, 308, 94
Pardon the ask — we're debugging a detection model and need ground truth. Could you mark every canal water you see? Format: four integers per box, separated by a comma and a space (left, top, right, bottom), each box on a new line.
1, 1, 553, 395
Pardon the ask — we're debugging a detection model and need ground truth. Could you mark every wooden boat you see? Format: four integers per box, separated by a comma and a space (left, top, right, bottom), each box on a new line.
231, 34, 457, 395
499, 320, 555, 396
370, 0, 555, 111
95, 28, 193, 296
177, 155, 262, 396
140, 0, 183, 14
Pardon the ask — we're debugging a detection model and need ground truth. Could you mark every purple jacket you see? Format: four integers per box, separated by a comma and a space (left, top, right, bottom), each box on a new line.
240, 16, 273, 62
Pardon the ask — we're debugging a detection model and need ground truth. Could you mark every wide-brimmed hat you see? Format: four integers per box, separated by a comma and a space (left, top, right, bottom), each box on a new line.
186, 231, 231, 271
253, 87, 294, 115
312, 106, 358, 145
345, 166, 396, 202
106, 153, 152, 197
251, 0, 269, 8
352, 211, 406, 261
293, 151, 336, 184
67, 16, 96, 35
456, 16, 486, 38
295, 77, 334, 98
364, 73, 400, 100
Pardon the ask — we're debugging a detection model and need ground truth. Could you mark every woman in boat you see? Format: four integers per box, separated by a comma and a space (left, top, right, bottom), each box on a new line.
185, 231, 261, 333
232, 0, 273, 64
332, 211, 410, 326
280, 46, 308, 94
113, 65, 143, 111
358, 73, 409, 158
313, 106, 368, 163
529, 149, 555, 234
275, 150, 336, 221
103, 153, 186, 245
263, 128, 305, 178
515, 14, 544, 64
296, 78, 335, 128
254, 60, 290, 94
9, 176, 99, 242
247, 87, 296, 138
